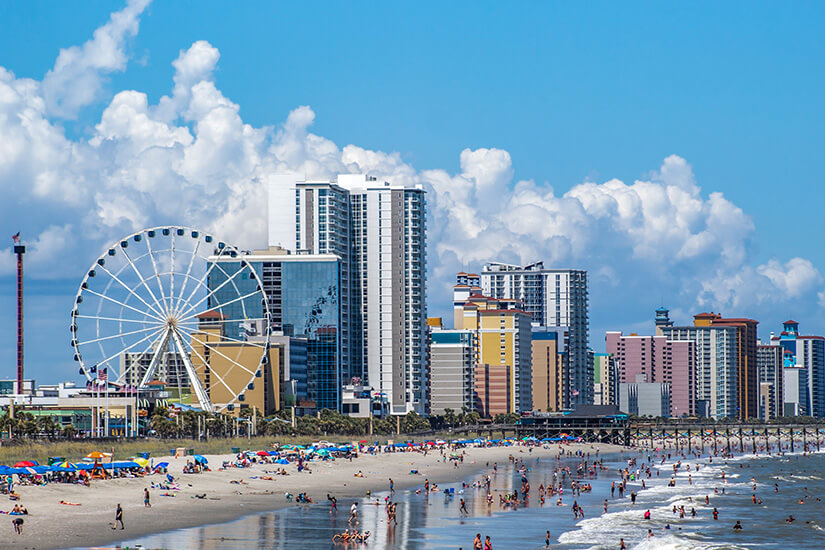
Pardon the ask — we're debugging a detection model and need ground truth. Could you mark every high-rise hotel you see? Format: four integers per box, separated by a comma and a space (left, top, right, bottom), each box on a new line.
480, 262, 589, 407
268, 174, 428, 415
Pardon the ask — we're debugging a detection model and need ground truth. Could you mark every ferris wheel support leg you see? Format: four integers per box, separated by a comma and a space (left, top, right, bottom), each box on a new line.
139, 329, 172, 388
171, 328, 214, 414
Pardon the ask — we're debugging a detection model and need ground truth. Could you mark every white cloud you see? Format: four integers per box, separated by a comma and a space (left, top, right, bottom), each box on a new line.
699, 258, 821, 309
42, 0, 151, 118
0, 1, 822, 337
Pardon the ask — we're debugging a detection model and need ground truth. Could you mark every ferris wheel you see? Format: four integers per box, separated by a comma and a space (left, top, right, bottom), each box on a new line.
70, 226, 271, 413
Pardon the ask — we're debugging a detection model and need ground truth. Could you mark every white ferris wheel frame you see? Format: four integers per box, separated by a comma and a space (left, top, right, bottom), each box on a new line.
70, 225, 271, 414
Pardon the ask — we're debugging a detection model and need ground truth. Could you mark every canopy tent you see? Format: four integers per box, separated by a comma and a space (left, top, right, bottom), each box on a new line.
106, 461, 141, 469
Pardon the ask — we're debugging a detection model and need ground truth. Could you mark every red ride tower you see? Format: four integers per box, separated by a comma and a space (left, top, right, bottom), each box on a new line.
13, 233, 25, 395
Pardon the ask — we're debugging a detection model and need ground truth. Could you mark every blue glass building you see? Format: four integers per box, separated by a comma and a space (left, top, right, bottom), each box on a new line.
209, 251, 342, 412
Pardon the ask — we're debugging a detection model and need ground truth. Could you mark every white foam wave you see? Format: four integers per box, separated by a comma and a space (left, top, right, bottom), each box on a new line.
629, 533, 749, 550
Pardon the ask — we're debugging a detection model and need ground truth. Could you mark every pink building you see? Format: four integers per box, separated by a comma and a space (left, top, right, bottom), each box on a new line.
605, 332, 695, 417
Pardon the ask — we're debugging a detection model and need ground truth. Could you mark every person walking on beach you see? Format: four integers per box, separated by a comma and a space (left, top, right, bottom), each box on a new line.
144, 488, 151, 508
349, 502, 359, 525
473, 533, 482, 549
389, 478, 394, 492
12, 517, 23, 535
545, 530, 551, 548
113, 503, 124, 530
459, 498, 469, 516
484, 535, 493, 550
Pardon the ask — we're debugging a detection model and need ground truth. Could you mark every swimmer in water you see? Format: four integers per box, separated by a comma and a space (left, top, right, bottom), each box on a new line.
733, 521, 743, 531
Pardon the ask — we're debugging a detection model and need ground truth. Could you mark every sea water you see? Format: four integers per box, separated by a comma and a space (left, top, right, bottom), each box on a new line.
92, 448, 825, 550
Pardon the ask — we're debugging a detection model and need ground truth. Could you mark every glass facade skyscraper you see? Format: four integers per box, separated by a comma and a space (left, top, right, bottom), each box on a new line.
209, 252, 342, 412
279, 259, 340, 411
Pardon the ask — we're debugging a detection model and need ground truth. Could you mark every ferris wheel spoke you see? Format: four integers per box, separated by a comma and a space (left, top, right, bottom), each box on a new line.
73, 314, 164, 326
94, 263, 166, 319
178, 327, 258, 378
172, 236, 200, 317
185, 334, 244, 398
120, 248, 168, 318
181, 326, 267, 348
144, 233, 171, 314
179, 289, 263, 325
180, 243, 229, 316
83, 287, 166, 323
177, 256, 250, 320
75, 324, 165, 346
119, 329, 168, 384
90, 325, 168, 372
170, 231, 176, 315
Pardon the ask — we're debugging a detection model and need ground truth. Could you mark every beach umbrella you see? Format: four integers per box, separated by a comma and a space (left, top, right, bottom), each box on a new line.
132, 457, 150, 467
256, 451, 269, 456
275, 458, 289, 465
154, 462, 169, 469
267, 451, 279, 456
193, 455, 208, 464
57, 461, 78, 469
13, 461, 37, 468
85, 451, 108, 460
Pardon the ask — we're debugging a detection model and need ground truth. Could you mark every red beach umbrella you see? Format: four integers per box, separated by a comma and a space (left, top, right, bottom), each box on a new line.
13, 461, 36, 468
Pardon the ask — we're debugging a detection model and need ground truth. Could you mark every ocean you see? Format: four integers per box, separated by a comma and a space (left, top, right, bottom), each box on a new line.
97, 446, 825, 550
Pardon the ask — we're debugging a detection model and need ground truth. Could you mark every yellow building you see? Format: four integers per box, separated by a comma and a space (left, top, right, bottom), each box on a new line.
190, 311, 282, 416
453, 273, 533, 413
531, 332, 565, 411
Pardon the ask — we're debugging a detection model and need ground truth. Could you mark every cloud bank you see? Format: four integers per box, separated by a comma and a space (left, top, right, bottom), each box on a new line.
0, 0, 822, 338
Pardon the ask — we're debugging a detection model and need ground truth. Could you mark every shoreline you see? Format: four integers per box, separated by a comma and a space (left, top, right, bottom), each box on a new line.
5, 442, 626, 550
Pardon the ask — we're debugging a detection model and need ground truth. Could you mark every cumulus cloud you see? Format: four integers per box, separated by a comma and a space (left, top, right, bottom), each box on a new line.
0, 0, 822, 335
42, 0, 151, 118
699, 258, 822, 309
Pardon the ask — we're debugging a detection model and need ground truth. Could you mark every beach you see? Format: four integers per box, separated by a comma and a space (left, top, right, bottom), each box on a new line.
2, 441, 625, 549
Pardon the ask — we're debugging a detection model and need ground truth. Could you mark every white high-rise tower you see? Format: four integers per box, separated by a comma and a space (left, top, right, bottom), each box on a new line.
268, 174, 428, 415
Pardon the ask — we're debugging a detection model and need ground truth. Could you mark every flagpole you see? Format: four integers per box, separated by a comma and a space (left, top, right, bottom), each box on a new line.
105, 379, 109, 438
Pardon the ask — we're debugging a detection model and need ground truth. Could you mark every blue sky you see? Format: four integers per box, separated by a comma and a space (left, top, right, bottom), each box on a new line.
1, 1, 825, 384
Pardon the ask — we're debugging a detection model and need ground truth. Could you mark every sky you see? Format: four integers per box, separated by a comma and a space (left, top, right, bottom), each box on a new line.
1, 0, 825, 384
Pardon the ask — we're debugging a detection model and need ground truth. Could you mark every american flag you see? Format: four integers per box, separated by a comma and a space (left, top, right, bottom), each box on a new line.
11, 232, 20, 244
572, 389, 580, 396
86, 380, 93, 391
98, 367, 108, 382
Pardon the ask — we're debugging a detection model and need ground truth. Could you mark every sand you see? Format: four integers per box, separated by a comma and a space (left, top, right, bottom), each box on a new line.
2, 442, 626, 549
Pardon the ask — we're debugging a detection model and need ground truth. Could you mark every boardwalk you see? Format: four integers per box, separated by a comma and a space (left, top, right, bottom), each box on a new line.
448, 419, 825, 450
